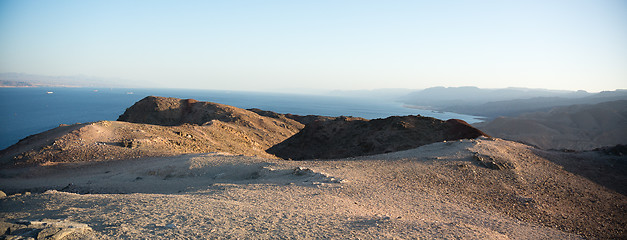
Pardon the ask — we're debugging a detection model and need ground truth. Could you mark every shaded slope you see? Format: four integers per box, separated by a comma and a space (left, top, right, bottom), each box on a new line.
474, 100, 627, 150
247, 108, 338, 125
268, 115, 488, 160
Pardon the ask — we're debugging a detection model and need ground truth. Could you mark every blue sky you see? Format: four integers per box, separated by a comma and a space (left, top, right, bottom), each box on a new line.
1, 0, 625, 92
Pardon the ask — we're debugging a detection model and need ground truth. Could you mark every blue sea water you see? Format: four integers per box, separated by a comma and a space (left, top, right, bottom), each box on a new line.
0, 87, 482, 150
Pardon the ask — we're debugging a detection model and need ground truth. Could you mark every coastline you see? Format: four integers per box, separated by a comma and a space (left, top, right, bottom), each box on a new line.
0, 88, 483, 150
401, 103, 487, 123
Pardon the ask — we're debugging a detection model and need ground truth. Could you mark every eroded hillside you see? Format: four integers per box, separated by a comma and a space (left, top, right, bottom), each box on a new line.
0, 96, 304, 166
268, 116, 488, 160
475, 100, 627, 150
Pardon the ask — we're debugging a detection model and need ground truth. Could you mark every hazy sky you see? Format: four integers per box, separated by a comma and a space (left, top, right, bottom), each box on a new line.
1, 0, 626, 92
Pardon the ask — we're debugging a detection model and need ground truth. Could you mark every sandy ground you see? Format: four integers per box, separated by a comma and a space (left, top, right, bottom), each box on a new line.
1, 138, 625, 239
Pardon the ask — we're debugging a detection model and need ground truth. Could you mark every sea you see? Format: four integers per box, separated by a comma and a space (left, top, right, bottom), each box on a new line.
0, 87, 483, 150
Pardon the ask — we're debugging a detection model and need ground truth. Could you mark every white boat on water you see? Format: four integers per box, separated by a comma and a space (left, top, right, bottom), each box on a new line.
46, 91, 54, 94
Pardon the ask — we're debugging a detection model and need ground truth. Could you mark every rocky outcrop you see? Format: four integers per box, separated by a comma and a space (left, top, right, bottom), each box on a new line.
0, 218, 98, 239
247, 108, 338, 125
119, 96, 302, 129
267, 115, 488, 160
1, 96, 304, 166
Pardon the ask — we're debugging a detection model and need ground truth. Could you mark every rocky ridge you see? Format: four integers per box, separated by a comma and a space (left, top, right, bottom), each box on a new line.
247, 108, 339, 125
1, 96, 491, 166
268, 115, 488, 160
0, 96, 304, 166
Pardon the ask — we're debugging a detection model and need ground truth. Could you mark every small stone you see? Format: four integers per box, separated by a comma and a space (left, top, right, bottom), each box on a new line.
0, 190, 6, 198
37, 227, 62, 239
473, 153, 514, 170
0, 221, 22, 235
165, 223, 177, 229
51, 228, 81, 240
292, 167, 314, 176
15, 220, 31, 225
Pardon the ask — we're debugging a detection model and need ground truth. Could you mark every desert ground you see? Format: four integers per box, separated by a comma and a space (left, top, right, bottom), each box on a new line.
1, 138, 625, 239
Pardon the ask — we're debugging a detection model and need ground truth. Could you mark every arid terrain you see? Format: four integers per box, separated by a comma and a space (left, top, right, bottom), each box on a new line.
475, 100, 627, 150
0, 96, 304, 166
1, 97, 625, 239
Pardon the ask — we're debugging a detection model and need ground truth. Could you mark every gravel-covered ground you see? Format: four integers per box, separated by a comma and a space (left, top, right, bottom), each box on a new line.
1, 138, 625, 239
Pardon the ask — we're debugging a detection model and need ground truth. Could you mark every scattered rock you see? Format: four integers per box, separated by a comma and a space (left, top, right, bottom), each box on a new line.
515, 196, 536, 206
2, 219, 94, 240
0, 190, 6, 198
473, 153, 514, 170
0, 221, 22, 236
37, 226, 63, 239
292, 167, 314, 176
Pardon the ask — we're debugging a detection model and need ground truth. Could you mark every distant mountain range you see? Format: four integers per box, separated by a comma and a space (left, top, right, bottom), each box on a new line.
0, 72, 135, 88
4, 72, 626, 121
397, 87, 627, 150
398, 86, 627, 118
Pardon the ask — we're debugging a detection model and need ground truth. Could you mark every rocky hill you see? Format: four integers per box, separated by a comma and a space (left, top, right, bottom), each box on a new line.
474, 100, 627, 150
0, 96, 304, 166
268, 116, 488, 160
1, 96, 491, 166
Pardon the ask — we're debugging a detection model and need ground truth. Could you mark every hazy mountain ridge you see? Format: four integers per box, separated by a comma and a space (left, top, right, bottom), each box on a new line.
326, 88, 415, 101
400, 87, 627, 118
0, 80, 34, 87
400, 86, 589, 107
0, 72, 136, 88
445, 90, 627, 118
